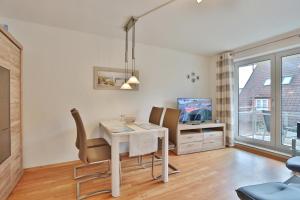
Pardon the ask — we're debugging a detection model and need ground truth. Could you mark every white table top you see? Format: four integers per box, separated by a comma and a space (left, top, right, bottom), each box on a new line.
99, 120, 167, 136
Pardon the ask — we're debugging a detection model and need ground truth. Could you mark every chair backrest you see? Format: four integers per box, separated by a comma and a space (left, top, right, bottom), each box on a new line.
149, 107, 164, 125
162, 108, 180, 144
71, 108, 83, 149
71, 108, 88, 163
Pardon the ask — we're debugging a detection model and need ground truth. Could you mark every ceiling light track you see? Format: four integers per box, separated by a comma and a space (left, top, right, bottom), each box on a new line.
121, 0, 203, 89
137, 0, 177, 20
124, 0, 176, 32
124, 0, 203, 31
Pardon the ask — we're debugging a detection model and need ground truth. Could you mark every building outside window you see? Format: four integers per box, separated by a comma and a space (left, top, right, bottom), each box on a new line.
255, 98, 269, 111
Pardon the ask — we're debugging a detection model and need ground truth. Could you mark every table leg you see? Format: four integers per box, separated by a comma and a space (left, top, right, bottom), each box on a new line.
162, 129, 169, 182
111, 136, 120, 197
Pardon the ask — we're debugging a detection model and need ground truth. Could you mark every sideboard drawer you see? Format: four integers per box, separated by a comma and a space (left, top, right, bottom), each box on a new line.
179, 141, 203, 154
180, 133, 203, 144
203, 140, 224, 150
204, 131, 223, 141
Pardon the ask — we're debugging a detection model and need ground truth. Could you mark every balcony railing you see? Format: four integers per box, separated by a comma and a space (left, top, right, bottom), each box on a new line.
238, 107, 300, 146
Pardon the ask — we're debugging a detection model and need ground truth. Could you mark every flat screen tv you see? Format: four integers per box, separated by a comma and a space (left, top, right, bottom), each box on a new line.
177, 98, 212, 123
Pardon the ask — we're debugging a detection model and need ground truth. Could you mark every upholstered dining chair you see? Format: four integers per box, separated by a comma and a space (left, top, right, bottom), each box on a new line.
71, 108, 109, 179
152, 108, 180, 179
71, 108, 108, 149
149, 107, 164, 125
75, 122, 111, 200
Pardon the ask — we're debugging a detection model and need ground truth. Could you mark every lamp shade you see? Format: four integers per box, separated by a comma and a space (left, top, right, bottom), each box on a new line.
127, 75, 140, 84
120, 82, 132, 90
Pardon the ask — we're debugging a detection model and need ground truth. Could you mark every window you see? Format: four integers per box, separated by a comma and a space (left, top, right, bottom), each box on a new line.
263, 77, 290, 86
282, 76, 292, 85
235, 47, 300, 152
280, 54, 300, 146
255, 99, 269, 111
236, 58, 272, 142
264, 79, 271, 86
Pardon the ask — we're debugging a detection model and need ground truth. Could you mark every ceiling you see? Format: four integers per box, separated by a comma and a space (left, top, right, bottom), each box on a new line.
1, 0, 300, 55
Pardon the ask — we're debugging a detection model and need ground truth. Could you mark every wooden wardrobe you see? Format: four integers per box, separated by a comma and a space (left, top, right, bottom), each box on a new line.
0, 27, 23, 200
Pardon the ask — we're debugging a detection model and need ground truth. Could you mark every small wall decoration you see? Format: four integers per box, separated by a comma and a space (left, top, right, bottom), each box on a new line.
186, 72, 200, 83
93, 66, 139, 90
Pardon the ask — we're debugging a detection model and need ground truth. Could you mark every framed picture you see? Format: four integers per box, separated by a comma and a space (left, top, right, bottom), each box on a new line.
93, 66, 139, 90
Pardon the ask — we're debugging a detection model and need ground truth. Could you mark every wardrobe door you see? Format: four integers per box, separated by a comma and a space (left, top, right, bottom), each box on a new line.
0, 66, 10, 164
0, 29, 22, 200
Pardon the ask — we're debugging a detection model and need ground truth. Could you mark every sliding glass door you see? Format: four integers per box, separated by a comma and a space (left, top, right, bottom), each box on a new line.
235, 56, 275, 146
277, 49, 300, 148
235, 48, 300, 152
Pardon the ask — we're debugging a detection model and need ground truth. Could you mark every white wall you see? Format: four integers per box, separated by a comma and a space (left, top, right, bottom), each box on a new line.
0, 18, 212, 168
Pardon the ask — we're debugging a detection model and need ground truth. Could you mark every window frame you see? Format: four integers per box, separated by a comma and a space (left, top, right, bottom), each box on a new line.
275, 48, 300, 152
234, 47, 300, 154
234, 54, 276, 148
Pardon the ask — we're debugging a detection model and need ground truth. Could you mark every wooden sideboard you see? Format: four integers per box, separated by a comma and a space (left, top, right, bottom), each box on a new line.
0, 27, 23, 200
174, 123, 226, 155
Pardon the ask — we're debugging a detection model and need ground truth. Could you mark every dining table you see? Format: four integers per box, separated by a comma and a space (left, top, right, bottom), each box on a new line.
99, 120, 169, 197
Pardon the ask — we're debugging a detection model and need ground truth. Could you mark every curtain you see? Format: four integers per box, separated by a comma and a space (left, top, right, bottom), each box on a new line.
216, 52, 235, 146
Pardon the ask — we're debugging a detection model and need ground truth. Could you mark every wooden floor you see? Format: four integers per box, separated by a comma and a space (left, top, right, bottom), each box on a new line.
8, 148, 292, 200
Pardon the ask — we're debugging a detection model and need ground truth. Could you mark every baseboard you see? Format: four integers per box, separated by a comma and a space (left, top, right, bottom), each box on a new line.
234, 142, 290, 162
24, 160, 81, 172
4, 170, 23, 200
24, 151, 178, 172
24, 152, 132, 171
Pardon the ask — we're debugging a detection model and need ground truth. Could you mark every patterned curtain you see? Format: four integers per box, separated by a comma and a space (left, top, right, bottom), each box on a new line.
216, 52, 235, 146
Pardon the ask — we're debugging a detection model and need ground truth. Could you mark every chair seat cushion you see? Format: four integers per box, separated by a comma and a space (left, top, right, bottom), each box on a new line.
286, 156, 300, 172
87, 138, 108, 148
236, 182, 300, 200
87, 145, 111, 163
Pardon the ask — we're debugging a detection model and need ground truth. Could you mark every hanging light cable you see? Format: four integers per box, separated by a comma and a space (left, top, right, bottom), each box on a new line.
124, 0, 204, 86
121, 29, 132, 90
127, 22, 140, 84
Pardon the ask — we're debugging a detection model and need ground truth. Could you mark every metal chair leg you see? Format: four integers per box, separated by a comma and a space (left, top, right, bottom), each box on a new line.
136, 154, 162, 169
168, 163, 180, 175
151, 153, 156, 180
74, 160, 110, 180
119, 161, 122, 185
137, 155, 153, 169
76, 175, 111, 200
151, 153, 180, 180
137, 156, 142, 165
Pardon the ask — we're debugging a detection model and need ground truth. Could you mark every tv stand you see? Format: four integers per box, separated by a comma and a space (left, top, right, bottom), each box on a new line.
185, 121, 204, 125
174, 123, 226, 155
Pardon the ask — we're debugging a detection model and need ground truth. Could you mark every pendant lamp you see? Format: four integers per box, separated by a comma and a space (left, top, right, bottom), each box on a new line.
127, 23, 140, 84
121, 29, 132, 90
